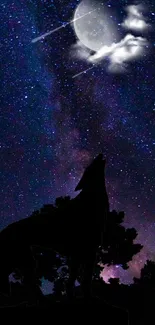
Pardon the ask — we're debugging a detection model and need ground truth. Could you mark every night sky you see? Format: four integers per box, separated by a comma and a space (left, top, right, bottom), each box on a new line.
1, 0, 155, 284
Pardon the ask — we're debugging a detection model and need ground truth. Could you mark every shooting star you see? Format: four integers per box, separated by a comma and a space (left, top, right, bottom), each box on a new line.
31, 8, 98, 44
72, 65, 95, 78
31, 25, 67, 43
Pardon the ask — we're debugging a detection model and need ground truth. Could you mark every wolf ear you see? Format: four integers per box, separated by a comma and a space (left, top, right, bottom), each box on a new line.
95, 153, 103, 161
94, 154, 106, 165
75, 154, 106, 192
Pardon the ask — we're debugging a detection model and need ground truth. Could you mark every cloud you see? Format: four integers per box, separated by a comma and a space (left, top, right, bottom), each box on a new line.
127, 4, 143, 17
70, 40, 91, 60
88, 34, 148, 72
71, 3, 150, 75
122, 4, 150, 32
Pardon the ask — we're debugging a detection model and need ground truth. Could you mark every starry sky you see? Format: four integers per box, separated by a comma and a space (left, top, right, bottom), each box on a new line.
1, 0, 155, 284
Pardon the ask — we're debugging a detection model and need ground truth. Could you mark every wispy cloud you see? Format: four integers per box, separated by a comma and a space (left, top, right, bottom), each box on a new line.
122, 4, 150, 32
70, 41, 91, 60
88, 34, 148, 72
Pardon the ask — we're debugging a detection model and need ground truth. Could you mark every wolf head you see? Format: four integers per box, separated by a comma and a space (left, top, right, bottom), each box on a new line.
75, 154, 106, 192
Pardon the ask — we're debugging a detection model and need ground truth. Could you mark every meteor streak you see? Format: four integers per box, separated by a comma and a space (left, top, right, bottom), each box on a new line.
72, 65, 95, 78
31, 8, 98, 44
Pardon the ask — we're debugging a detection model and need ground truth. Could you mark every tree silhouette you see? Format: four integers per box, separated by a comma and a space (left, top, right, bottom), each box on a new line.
108, 278, 120, 286
55, 196, 71, 209
32, 206, 142, 297
0, 154, 143, 306
133, 260, 155, 288
98, 210, 142, 270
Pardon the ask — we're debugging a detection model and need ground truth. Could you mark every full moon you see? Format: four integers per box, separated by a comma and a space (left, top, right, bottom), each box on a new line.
73, 0, 119, 52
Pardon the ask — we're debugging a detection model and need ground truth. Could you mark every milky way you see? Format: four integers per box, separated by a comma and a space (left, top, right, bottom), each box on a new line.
1, 0, 155, 283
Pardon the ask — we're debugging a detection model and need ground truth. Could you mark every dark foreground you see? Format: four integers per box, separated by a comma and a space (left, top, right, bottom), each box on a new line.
0, 281, 154, 325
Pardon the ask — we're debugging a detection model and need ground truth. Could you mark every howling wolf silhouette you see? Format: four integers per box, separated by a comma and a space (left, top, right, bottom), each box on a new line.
0, 154, 109, 300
